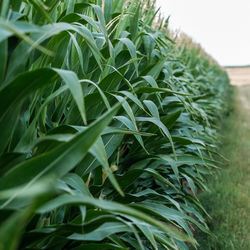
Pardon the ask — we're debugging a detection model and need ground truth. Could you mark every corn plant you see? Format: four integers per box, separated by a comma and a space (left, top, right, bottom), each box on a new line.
0, 0, 229, 249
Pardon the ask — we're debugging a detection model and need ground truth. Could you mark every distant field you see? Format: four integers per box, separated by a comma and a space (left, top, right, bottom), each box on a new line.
225, 66, 250, 86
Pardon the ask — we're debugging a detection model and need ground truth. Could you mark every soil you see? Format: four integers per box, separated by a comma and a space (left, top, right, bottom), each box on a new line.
225, 66, 250, 86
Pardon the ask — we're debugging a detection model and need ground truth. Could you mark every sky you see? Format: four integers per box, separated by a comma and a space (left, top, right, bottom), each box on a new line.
155, 0, 250, 66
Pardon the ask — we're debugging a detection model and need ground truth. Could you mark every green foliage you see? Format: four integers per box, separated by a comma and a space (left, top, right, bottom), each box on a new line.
0, 0, 229, 249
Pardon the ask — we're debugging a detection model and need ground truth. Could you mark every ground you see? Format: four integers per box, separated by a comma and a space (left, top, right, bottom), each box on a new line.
226, 66, 250, 86
196, 67, 250, 249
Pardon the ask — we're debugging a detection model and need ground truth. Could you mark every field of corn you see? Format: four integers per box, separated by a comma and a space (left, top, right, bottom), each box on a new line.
0, 0, 230, 249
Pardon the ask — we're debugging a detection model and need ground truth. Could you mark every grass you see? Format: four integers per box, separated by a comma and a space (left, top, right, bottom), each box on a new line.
196, 85, 250, 249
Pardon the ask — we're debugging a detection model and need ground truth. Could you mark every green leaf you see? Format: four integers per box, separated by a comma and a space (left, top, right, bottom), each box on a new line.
68, 222, 132, 241
53, 68, 86, 125
72, 243, 124, 250
136, 117, 176, 158
62, 173, 92, 197
0, 209, 31, 250
38, 194, 195, 244
89, 137, 124, 196
119, 38, 138, 75
0, 103, 121, 208
143, 100, 160, 119
134, 86, 189, 96
115, 116, 148, 153
0, 68, 85, 152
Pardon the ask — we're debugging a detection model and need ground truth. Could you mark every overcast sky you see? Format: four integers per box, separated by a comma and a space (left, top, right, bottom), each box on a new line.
155, 0, 250, 66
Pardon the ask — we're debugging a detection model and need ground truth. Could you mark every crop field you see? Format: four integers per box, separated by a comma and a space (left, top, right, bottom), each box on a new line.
226, 66, 250, 86
0, 0, 230, 249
